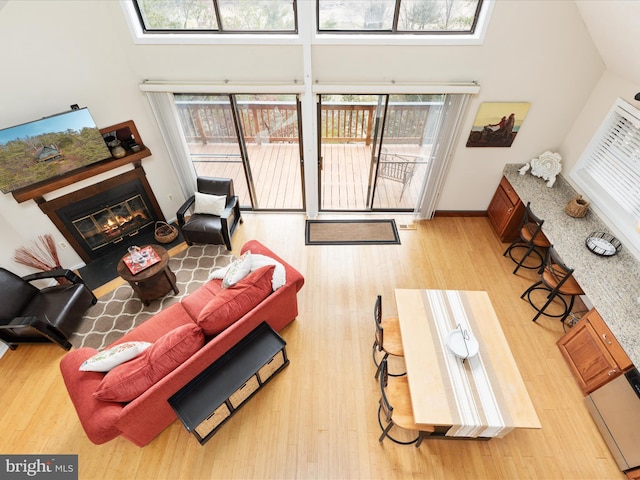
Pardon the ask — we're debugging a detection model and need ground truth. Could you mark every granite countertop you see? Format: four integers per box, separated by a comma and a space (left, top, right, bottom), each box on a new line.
503, 164, 640, 366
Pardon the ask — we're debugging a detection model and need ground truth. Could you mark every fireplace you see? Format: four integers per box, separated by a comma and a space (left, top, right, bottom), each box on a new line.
39, 167, 166, 263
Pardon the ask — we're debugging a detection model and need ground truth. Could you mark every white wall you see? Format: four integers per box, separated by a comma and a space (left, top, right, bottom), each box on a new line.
0, 0, 608, 270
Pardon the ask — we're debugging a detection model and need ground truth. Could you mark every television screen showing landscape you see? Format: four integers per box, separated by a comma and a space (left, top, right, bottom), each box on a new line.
0, 108, 111, 193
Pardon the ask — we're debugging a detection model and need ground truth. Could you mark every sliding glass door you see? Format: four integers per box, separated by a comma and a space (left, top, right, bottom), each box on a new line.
174, 93, 304, 210
318, 93, 444, 212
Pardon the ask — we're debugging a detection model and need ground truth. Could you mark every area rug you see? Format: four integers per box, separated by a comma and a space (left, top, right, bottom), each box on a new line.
305, 219, 401, 245
69, 244, 234, 350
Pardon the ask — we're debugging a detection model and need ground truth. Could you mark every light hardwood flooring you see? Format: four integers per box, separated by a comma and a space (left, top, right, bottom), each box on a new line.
0, 214, 625, 479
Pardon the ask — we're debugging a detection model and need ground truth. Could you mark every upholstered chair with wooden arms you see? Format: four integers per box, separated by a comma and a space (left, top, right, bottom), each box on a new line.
176, 177, 242, 251
372, 294, 406, 380
0, 268, 97, 350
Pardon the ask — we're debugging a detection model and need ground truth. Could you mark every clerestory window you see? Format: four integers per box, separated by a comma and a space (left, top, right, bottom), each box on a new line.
132, 0, 298, 33
317, 0, 483, 34
128, 0, 487, 38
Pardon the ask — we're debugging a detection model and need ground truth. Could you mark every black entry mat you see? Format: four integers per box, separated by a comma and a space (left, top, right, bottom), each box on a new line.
77, 224, 183, 290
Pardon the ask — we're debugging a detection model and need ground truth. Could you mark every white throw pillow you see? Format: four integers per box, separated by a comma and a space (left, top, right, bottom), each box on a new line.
222, 251, 252, 288
250, 254, 286, 290
194, 192, 226, 216
79, 341, 152, 372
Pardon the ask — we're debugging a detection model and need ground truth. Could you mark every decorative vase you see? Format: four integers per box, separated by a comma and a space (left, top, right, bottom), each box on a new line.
111, 144, 126, 158
565, 195, 589, 218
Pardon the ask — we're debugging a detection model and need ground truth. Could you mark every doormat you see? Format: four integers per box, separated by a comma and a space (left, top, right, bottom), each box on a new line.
305, 219, 401, 245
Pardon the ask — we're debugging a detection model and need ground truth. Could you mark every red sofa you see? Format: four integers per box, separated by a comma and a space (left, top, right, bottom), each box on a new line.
59, 240, 304, 447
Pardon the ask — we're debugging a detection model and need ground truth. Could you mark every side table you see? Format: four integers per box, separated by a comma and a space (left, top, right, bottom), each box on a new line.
117, 244, 179, 305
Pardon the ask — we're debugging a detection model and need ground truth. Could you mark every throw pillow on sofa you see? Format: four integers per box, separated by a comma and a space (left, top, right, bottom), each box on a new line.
197, 264, 275, 336
79, 341, 152, 372
93, 323, 205, 402
222, 250, 252, 288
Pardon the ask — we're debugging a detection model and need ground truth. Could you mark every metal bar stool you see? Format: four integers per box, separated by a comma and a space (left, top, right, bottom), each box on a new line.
503, 202, 551, 274
372, 295, 406, 380
520, 246, 584, 324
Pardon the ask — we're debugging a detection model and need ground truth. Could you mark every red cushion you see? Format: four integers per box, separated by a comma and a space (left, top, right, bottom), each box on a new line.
197, 265, 275, 336
93, 323, 204, 402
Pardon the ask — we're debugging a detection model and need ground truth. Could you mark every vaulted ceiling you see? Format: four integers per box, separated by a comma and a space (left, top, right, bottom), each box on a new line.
575, 0, 640, 86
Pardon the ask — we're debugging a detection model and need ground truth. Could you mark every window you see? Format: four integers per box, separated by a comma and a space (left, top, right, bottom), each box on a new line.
317, 0, 483, 34
571, 98, 640, 258
133, 0, 297, 33
126, 0, 490, 41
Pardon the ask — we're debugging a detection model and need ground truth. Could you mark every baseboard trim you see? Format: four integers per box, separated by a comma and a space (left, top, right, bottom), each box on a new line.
433, 210, 488, 218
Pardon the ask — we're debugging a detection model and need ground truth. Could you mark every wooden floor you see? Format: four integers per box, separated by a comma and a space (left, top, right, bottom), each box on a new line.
190, 143, 425, 211
0, 214, 625, 479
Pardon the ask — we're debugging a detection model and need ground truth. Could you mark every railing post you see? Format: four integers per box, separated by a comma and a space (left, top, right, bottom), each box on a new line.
193, 105, 207, 145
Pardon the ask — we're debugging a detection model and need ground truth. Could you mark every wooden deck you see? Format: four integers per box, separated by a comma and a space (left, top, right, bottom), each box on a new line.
190, 142, 427, 211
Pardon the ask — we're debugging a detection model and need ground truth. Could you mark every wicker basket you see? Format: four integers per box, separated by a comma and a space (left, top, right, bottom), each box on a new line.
154, 221, 178, 244
564, 195, 590, 218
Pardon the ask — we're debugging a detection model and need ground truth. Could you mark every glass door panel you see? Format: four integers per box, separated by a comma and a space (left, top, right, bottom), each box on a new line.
235, 94, 303, 210
175, 94, 251, 207
372, 94, 445, 210
319, 94, 378, 211
174, 93, 304, 210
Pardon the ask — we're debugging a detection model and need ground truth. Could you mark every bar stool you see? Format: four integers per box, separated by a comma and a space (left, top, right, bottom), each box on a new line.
520, 246, 584, 324
372, 295, 406, 380
503, 202, 551, 274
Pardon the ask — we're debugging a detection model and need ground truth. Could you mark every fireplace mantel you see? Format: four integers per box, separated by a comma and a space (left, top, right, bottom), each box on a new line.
11, 120, 151, 204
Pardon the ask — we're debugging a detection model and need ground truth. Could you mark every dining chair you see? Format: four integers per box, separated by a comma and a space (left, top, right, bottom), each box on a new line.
372, 295, 405, 380
503, 202, 551, 274
378, 358, 434, 447
520, 245, 585, 324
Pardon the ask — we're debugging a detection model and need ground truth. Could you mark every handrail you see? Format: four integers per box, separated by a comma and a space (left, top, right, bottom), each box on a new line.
175, 102, 436, 145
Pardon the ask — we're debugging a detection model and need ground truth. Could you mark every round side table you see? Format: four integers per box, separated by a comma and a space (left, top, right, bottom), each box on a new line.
117, 244, 179, 306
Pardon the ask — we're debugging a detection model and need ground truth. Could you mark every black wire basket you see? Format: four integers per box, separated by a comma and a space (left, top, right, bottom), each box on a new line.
585, 232, 622, 256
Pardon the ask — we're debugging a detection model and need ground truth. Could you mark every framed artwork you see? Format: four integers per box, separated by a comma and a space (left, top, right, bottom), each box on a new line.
466, 102, 531, 147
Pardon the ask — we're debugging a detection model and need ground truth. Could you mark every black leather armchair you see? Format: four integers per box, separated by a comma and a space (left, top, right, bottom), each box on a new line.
176, 177, 242, 251
0, 268, 97, 350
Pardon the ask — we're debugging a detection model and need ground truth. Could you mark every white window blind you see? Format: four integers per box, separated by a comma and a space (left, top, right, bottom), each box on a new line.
571, 97, 640, 258
582, 103, 640, 217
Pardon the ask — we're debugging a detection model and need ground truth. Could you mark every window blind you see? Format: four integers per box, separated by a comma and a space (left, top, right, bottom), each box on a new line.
571, 97, 640, 259
581, 105, 640, 217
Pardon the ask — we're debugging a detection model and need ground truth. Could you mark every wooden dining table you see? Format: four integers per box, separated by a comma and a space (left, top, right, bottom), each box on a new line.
394, 289, 541, 438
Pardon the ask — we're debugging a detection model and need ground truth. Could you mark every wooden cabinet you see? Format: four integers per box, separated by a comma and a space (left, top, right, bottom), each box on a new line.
487, 176, 525, 242
557, 308, 633, 395
626, 467, 640, 479
169, 322, 289, 444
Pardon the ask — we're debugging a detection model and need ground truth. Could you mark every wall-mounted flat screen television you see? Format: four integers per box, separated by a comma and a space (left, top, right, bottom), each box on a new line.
0, 108, 111, 193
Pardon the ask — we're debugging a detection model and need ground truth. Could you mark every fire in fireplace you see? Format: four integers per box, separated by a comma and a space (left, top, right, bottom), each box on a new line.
39, 167, 166, 263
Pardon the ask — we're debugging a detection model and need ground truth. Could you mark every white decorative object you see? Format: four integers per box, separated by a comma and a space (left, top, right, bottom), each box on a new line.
518, 151, 562, 187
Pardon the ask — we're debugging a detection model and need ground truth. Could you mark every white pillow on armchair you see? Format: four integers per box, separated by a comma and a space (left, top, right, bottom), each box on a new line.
193, 192, 226, 216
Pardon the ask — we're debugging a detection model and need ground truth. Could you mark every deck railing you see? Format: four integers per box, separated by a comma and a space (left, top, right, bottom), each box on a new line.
176, 101, 439, 145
